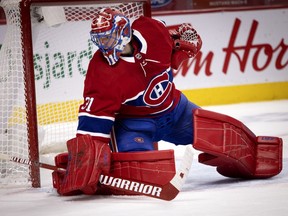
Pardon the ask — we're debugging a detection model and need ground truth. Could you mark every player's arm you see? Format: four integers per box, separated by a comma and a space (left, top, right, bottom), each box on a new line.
76, 56, 121, 142
76, 96, 115, 142
52, 59, 121, 195
167, 23, 202, 70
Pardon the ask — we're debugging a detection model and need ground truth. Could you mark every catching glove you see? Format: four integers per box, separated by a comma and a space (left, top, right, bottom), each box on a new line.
168, 23, 202, 70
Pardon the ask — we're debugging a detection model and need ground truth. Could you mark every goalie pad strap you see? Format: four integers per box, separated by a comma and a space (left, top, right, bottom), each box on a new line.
111, 149, 174, 161
193, 108, 282, 178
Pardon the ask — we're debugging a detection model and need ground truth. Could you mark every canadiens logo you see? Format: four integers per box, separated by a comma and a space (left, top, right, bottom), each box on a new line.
143, 71, 172, 106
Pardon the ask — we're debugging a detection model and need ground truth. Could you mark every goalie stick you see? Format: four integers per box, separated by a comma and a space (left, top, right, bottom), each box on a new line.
0, 146, 193, 201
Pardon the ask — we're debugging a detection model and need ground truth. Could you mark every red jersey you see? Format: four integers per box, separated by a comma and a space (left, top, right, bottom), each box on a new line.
77, 16, 181, 142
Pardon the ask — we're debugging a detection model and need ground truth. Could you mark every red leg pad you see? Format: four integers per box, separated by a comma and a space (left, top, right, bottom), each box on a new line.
97, 150, 176, 195
56, 135, 111, 195
193, 108, 282, 179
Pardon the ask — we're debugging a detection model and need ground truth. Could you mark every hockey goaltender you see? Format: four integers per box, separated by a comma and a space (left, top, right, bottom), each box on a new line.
51, 8, 283, 200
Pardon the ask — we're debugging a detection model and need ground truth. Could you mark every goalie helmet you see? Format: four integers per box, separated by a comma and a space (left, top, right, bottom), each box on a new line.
90, 8, 131, 65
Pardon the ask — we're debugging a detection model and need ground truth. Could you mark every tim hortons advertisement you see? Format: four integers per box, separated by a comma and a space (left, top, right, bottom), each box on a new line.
0, 7, 287, 105
155, 8, 288, 104
155, 8, 288, 89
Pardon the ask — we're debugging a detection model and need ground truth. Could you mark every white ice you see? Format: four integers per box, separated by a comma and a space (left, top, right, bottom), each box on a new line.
1, 100, 287, 216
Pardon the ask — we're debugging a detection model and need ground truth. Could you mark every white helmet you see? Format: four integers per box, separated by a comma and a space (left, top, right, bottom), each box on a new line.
90, 8, 132, 65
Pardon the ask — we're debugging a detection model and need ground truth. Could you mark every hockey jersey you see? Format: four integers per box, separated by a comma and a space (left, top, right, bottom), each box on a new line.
77, 16, 181, 142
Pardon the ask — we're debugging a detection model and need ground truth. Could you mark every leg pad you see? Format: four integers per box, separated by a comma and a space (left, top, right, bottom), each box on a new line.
193, 108, 282, 178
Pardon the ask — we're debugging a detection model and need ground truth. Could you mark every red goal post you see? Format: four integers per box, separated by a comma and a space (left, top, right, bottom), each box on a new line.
0, 0, 151, 188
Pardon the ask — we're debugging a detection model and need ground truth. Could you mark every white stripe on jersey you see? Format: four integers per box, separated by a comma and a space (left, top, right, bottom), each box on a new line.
150, 100, 174, 115
133, 29, 147, 54
123, 91, 145, 104
120, 55, 135, 63
76, 130, 111, 139
78, 112, 115, 121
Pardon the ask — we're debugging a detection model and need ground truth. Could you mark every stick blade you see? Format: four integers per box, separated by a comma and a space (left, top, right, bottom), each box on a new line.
158, 183, 180, 201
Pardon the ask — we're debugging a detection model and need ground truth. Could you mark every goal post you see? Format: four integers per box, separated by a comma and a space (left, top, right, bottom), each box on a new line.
0, 0, 151, 188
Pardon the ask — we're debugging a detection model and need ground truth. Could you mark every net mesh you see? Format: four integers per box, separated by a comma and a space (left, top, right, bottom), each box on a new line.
0, 0, 29, 185
0, 0, 147, 186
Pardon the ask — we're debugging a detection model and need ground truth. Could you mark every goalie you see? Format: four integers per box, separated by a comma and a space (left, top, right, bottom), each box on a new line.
52, 8, 282, 196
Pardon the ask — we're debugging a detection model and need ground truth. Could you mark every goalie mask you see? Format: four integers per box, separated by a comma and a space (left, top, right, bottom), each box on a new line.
90, 8, 131, 65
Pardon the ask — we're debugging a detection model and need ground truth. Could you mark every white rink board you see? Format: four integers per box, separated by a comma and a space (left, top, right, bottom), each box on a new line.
154, 8, 288, 90
0, 7, 287, 104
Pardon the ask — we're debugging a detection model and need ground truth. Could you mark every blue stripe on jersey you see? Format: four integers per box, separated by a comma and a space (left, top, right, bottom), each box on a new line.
125, 94, 144, 106
77, 115, 114, 137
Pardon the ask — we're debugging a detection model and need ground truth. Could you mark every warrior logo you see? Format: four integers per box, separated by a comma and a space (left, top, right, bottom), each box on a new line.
99, 174, 162, 197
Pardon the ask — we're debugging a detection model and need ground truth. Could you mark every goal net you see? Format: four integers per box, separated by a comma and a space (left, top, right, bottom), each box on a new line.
0, 0, 150, 187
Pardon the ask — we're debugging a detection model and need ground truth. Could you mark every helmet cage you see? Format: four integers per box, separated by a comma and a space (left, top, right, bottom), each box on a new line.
90, 14, 131, 65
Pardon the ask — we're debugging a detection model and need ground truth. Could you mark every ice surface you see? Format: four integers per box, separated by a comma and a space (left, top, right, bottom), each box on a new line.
1, 100, 287, 216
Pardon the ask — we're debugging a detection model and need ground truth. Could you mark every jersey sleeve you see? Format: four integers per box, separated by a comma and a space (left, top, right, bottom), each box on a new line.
76, 52, 122, 142
132, 17, 173, 72
118, 17, 181, 117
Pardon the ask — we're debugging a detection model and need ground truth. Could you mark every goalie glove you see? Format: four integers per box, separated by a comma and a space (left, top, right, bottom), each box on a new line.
168, 23, 202, 70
